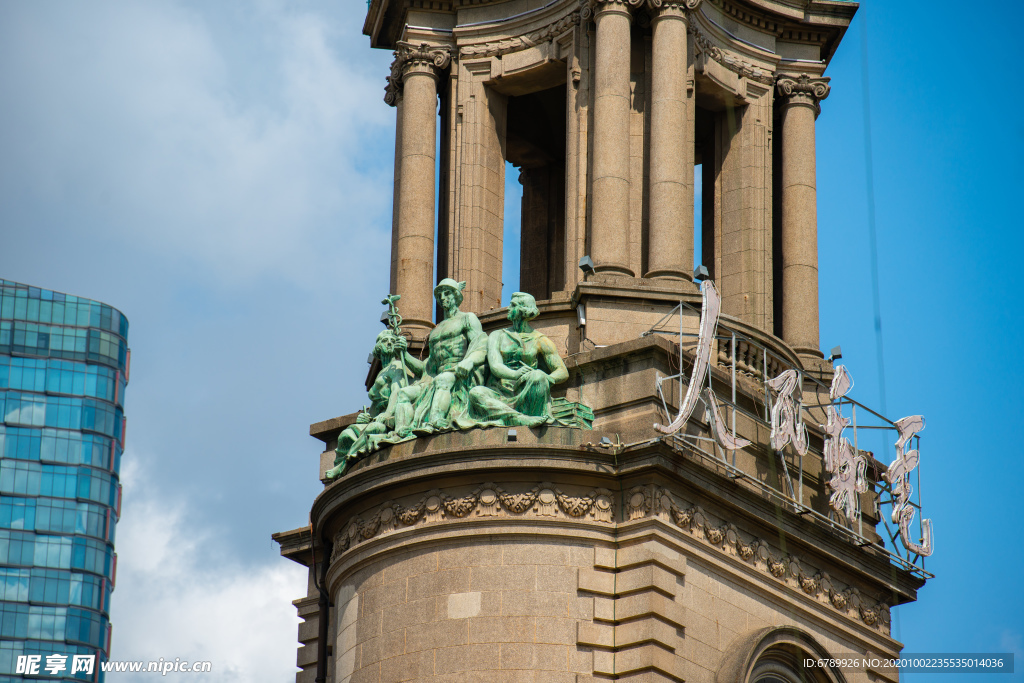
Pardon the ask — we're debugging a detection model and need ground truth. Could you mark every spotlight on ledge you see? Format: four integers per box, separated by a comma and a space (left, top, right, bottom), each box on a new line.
828, 345, 843, 362
578, 255, 595, 276
380, 311, 390, 326
599, 436, 613, 448
507, 429, 518, 442
693, 265, 710, 282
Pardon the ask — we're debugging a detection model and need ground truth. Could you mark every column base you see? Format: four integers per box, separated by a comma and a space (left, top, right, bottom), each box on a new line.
594, 263, 635, 277
643, 268, 693, 282
794, 346, 824, 360
400, 319, 435, 341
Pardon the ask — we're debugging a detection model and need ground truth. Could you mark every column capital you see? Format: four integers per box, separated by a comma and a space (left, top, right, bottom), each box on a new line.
776, 73, 830, 114
648, 0, 701, 14
581, 0, 642, 22
384, 42, 452, 106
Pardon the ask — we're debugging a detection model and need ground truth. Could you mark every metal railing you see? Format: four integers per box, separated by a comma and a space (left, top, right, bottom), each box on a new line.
639, 300, 933, 580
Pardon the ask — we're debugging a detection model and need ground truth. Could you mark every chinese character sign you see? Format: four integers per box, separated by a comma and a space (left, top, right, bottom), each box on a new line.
653, 280, 750, 452
72, 655, 95, 674
885, 415, 933, 557
822, 365, 867, 521
16, 654, 94, 676
655, 280, 720, 436
766, 369, 808, 455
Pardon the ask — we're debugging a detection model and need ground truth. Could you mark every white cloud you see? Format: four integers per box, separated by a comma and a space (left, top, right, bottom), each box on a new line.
112, 454, 308, 681
0, 0, 394, 287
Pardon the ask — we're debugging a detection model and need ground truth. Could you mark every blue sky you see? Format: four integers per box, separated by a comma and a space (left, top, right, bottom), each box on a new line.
1, 1, 1021, 680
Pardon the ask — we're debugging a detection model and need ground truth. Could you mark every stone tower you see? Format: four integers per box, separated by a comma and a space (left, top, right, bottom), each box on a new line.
274, 1, 932, 682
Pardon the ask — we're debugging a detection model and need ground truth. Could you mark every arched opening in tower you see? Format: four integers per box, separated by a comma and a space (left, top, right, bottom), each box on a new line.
504, 83, 568, 303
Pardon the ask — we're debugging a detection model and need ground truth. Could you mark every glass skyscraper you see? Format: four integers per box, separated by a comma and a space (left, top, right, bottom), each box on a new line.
0, 280, 129, 682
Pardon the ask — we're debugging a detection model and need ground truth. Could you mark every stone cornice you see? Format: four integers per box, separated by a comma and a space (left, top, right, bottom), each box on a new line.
383, 42, 452, 106
459, 11, 579, 58
690, 19, 774, 86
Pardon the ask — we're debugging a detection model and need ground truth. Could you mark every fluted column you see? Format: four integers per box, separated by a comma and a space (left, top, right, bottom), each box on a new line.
645, 0, 698, 280
590, 0, 634, 276
776, 74, 829, 357
387, 43, 450, 335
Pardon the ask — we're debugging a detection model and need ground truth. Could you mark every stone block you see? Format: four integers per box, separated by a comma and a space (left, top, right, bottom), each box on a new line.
362, 580, 406, 615
296, 642, 317, 668
537, 566, 578, 593
500, 642, 568, 671
613, 543, 686, 575
438, 543, 503, 569
383, 551, 439, 584
535, 617, 576, 645
435, 644, 501, 674
503, 542, 570, 566
338, 594, 360, 632
608, 592, 685, 628
577, 621, 614, 648
502, 590, 570, 618
471, 564, 537, 592
383, 595, 438, 633
380, 649, 435, 682
609, 643, 686, 680
407, 619, 468, 653
614, 619, 683, 652
615, 564, 680, 597
338, 622, 358, 656
409, 568, 472, 598
468, 616, 535, 644
448, 591, 483, 619
577, 568, 615, 595
336, 641, 358, 680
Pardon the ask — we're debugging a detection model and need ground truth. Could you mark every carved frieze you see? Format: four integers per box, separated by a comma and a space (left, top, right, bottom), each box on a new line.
624, 483, 893, 633
459, 12, 579, 58
331, 482, 614, 560
690, 20, 774, 86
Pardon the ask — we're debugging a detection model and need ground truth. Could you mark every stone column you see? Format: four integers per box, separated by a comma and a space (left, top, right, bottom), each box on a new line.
645, 0, 697, 280
385, 68, 403, 297
776, 74, 829, 357
590, 0, 634, 276
389, 43, 451, 335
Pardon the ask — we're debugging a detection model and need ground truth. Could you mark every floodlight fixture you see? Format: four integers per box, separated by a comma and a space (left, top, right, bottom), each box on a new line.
828, 345, 842, 362
579, 255, 595, 275
380, 311, 390, 326
507, 429, 518, 442
693, 265, 710, 282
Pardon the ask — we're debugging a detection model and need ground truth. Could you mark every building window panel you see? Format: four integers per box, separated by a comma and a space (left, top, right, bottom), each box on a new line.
0, 568, 31, 602
0, 498, 36, 531
0, 602, 30, 638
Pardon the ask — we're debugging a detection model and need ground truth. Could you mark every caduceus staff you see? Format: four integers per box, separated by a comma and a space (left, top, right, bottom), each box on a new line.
381, 293, 409, 388
345, 293, 409, 460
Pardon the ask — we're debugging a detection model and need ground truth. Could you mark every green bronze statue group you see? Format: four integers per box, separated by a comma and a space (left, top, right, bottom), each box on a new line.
325, 280, 587, 480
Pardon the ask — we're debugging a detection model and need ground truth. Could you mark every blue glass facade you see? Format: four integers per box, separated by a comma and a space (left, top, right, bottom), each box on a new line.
0, 281, 127, 682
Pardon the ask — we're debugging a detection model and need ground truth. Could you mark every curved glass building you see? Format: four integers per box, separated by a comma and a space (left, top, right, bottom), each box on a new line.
0, 280, 128, 682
